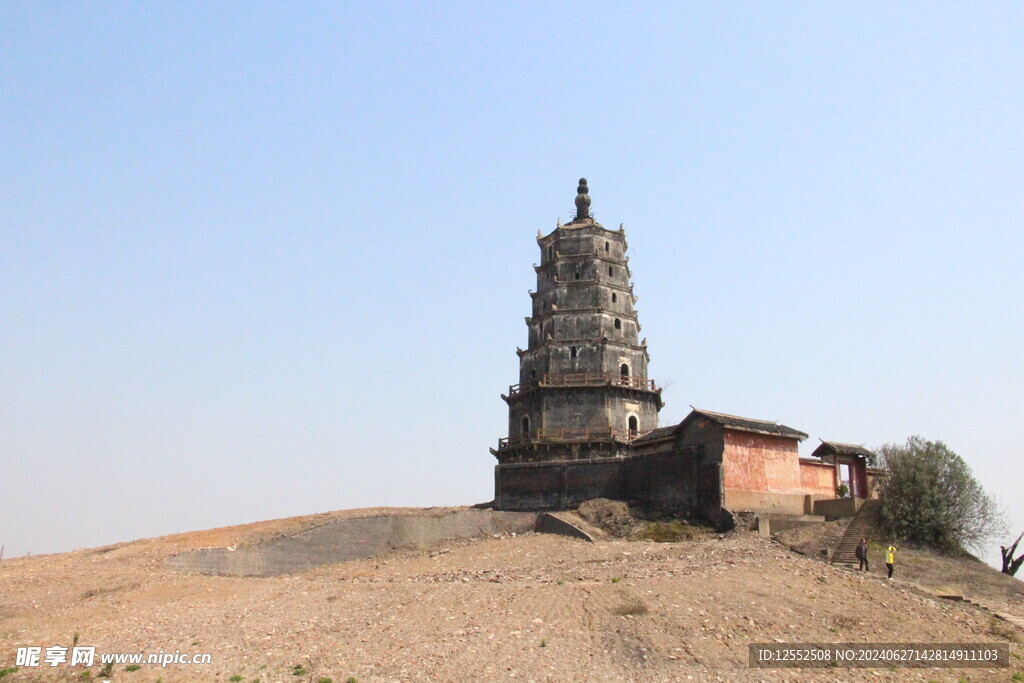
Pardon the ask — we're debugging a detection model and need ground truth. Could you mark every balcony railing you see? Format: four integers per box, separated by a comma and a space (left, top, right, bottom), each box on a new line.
507, 372, 658, 397
497, 426, 636, 450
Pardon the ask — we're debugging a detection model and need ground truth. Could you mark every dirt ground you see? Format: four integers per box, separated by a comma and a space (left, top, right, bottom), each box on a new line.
775, 522, 1024, 610
775, 518, 851, 562
1, 508, 1022, 682
875, 544, 1024, 608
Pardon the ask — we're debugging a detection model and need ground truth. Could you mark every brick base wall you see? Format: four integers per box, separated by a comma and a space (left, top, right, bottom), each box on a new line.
495, 446, 704, 516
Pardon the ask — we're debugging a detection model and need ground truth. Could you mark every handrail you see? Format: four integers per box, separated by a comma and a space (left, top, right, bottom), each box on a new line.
507, 372, 658, 396
498, 426, 638, 450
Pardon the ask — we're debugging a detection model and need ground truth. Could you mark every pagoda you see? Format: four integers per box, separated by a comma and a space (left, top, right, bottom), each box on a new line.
491, 179, 663, 468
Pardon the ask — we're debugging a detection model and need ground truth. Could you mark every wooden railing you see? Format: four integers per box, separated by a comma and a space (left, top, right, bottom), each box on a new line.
498, 426, 635, 450
507, 372, 658, 396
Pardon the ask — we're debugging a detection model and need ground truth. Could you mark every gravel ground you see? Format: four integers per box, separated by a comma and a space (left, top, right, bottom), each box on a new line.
0, 509, 1021, 682
775, 519, 1024, 610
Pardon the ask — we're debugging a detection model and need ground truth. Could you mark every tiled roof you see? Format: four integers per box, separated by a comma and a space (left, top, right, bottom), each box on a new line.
688, 408, 809, 441
631, 425, 678, 444
813, 440, 875, 459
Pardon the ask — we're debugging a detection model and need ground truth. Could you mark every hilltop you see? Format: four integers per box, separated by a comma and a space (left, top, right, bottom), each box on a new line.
1, 506, 1022, 682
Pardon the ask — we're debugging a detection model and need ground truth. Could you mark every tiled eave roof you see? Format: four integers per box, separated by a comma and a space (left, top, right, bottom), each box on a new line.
687, 408, 809, 441
812, 440, 876, 459
630, 425, 678, 444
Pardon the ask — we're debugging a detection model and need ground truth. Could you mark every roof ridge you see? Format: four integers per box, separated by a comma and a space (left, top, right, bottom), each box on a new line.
692, 407, 779, 426
823, 439, 871, 448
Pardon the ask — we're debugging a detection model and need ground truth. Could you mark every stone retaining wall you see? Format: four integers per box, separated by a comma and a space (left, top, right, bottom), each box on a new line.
165, 509, 538, 577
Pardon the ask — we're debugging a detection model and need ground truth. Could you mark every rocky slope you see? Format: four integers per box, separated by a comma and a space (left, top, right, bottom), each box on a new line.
0, 507, 1021, 682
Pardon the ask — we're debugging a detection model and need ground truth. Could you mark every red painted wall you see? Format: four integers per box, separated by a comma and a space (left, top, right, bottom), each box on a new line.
799, 459, 836, 497
721, 430, 802, 494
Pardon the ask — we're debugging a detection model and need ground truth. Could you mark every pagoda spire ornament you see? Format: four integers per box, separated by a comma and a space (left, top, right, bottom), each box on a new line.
574, 178, 591, 220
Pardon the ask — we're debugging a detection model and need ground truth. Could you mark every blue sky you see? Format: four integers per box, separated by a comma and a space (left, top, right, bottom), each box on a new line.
1, 3, 1021, 566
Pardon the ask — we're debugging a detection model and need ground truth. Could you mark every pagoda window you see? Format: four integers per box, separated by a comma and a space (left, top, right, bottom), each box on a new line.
608, 266, 614, 276
620, 363, 629, 378
522, 416, 530, 436
605, 241, 610, 253
548, 246, 553, 262
611, 292, 617, 303
570, 346, 577, 359
574, 272, 580, 281
614, 318, 622, 330
628, 416, 638, 436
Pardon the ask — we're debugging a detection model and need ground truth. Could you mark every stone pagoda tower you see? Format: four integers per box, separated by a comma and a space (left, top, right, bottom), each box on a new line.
492, 179, 663, 467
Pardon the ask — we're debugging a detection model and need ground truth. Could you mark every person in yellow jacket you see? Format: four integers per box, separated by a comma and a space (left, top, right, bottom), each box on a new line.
886, 544, 897, 578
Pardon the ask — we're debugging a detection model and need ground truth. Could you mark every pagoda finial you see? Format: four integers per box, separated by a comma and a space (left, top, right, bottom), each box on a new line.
574, 178, 591, 220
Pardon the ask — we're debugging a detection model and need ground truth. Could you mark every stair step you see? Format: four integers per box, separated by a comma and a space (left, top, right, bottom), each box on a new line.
831, 500, 882, 566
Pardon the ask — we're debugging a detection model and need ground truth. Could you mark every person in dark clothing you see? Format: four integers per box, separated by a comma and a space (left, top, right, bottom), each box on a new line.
856, 538, 869, 571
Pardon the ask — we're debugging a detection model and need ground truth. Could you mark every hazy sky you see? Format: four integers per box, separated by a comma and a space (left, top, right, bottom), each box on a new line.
2, 3, 1021, 566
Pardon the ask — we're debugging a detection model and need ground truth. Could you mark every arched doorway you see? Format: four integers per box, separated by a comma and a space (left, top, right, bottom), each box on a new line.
628, 416, 638, 437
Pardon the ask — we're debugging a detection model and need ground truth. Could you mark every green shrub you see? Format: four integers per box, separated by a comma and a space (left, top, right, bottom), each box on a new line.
879, 436, 1004, 552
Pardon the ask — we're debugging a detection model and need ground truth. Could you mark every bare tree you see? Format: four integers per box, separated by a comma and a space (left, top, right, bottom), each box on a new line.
1001, 532, 1024, 577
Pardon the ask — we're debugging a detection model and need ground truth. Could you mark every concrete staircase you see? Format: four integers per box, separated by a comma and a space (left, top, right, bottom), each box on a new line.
831, 499, 882, 568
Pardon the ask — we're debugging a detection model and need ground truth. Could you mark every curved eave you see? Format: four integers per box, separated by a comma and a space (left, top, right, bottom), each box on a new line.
537, 220, 625, 245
